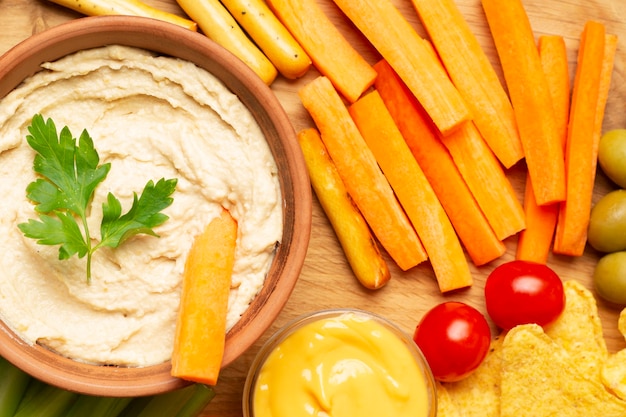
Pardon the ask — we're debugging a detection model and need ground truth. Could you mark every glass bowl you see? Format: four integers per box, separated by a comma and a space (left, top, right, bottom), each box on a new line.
243, 308, 437, 417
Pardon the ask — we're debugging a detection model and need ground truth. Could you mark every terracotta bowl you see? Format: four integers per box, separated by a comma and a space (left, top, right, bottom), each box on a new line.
0, 16, 311, 397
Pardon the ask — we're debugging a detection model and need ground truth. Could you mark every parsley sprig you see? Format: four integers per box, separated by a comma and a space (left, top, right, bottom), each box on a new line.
18, 114, 177, 283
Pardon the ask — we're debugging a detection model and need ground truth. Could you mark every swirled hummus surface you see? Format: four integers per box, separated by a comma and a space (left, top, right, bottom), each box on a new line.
0, 45, 282, 366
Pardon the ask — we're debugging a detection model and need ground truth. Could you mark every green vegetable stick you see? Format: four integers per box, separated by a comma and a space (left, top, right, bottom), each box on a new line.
14, 384, 77, 417
65, 395, 132, 417
116, 396, 152, 417
135, 385, 197, 417
0, 356, 31, 416
174, 384, 216, 417
120, 384, 212, 417
16, 378, 46, 412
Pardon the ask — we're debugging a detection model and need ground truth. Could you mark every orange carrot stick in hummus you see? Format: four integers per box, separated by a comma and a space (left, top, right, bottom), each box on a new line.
171, 208, 237, 385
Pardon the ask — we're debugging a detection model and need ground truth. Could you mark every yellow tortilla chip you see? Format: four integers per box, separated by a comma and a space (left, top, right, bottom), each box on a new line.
440, 335, 503, 417
435, 382, 463, 417
601, 349, 626, 400
500, 324, 626, 417
544, 280, 608, 378
600, 308, 626, 400
618, 307, 626, 339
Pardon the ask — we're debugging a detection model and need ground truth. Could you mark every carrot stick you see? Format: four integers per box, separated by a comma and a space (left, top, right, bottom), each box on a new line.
349, 91, 472, 292
299, 76, 427, 271
538, 36, 572, 144
265, 0, 376, 102
171, 208, 237, 385
297, 127, 391, 290
591, 33, 618, 173
517, 179, 558, 263
441, 121, 526, 241
331, 0, 471, 135
409, 0, 523, 169
554, 22, 615, 256
373, 59, 505, 266
482, 0, 566, 206
407, 40, 525, 241
517, 36, 570, 263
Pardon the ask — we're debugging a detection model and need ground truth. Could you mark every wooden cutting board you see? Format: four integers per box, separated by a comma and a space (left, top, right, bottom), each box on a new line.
0, 0, 625, 415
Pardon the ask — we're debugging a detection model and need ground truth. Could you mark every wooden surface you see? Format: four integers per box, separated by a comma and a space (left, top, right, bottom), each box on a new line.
1, 0, 625, 415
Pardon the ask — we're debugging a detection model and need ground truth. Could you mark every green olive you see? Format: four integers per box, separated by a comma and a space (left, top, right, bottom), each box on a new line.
588, 189, 626, 253
594, 251, 626, 306
598, 129, 626, 188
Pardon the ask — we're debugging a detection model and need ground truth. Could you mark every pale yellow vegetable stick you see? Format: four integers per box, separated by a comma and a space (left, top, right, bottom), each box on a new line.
176, 0, 278, 85
47, 0, 198, 31
297, 127, 390, 290
221, 0, 312, 79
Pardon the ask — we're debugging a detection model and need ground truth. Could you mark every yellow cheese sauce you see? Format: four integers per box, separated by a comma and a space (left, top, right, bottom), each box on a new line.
250, 311, 433, 417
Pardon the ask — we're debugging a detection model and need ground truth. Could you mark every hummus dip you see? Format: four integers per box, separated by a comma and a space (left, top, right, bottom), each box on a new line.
0, 45, 283, 367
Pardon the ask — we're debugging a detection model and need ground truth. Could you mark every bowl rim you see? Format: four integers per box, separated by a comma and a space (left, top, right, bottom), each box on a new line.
0, 15, 311, 397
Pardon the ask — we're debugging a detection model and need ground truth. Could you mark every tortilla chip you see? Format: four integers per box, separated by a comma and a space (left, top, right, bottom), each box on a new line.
544, 280, 608, 378
600, 308, 626, 400
440, 335, 503, 417
500, 324, 626, 417
601, 349, 626, 400
618, 307, 626, 340
435, 382, 463, 417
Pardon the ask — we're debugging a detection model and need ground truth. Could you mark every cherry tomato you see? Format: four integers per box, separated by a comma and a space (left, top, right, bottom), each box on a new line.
484, 260, 565, 330
413, 302, 491, 382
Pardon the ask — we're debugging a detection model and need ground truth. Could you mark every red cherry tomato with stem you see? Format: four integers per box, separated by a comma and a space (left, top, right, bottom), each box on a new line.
413, 301, 491, 382
484, 260, 565, 330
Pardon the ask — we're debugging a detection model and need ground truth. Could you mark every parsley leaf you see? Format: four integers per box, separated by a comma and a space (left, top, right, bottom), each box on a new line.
98, 178, 177, 249
18, 114, 177, 283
